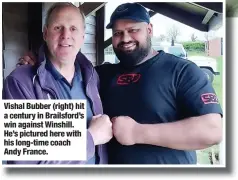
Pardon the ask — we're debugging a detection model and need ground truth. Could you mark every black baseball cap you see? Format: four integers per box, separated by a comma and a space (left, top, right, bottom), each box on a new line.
106, 3, 150, 29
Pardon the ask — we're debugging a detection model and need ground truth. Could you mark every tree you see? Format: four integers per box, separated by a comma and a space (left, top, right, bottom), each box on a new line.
158, 34, 166, 42
204, 32, 211, 55
204, 32, 209, 42
204, 31, 215, 42
191, 33, 197, 42
166, 25, 180, 43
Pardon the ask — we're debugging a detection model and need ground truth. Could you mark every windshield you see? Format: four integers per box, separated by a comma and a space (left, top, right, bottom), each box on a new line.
168, 47, 185, 57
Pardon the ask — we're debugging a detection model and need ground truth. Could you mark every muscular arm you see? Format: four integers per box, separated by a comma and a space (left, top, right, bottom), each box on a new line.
135, 62, 223, 150
135, 113, 222, 150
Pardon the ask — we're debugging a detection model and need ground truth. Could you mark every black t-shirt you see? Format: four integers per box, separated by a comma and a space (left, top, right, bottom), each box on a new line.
96, 51, 223, 164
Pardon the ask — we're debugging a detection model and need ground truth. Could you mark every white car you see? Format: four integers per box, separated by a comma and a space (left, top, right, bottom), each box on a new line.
187, 56, 220, 82
153, 43, 220, 82
153, 43, 188, 59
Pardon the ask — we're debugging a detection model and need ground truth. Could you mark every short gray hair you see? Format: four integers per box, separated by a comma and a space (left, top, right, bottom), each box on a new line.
45, 2, 86, 28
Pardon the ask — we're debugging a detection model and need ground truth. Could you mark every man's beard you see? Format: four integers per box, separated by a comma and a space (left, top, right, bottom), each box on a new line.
113, 36, 152, 68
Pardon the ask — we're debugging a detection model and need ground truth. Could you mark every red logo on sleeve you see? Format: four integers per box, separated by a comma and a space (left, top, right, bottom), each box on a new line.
201, 93, 219, 104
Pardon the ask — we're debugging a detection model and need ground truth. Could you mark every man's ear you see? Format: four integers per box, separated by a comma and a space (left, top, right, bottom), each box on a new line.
148, 23, 153, 37
43, 26, 48, 41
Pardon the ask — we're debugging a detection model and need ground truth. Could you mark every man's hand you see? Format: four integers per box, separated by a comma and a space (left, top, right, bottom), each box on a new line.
17, 51, 37, 66
88, 114, 113, 146
111, 116, 139, 146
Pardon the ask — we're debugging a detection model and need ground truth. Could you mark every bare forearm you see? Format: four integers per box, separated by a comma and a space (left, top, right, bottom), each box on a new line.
135, 114, 222, 150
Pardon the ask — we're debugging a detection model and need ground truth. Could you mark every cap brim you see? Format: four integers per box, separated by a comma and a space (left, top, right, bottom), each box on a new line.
106, 22, 113, 29
106, 16, 149, 29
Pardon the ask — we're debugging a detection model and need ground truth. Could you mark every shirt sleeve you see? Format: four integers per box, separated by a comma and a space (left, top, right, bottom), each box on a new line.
176, 62, 223, 117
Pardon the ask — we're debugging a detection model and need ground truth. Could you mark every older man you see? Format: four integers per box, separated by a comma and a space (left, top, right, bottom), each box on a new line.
3, 3, 112, 164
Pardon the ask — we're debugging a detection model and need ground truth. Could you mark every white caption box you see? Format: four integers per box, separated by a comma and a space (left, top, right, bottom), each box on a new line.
1, 100, 87, 161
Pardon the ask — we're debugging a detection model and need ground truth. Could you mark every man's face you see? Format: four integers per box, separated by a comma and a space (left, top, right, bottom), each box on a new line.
43, 6, 85, 64
112, 19, 153, 67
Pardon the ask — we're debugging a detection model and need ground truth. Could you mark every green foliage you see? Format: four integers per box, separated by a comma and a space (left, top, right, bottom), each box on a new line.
182, 41, 205, 52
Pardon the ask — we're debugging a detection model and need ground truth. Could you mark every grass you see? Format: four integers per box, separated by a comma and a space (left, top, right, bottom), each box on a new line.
189, 51, 223, 165
212, 56, 223, 107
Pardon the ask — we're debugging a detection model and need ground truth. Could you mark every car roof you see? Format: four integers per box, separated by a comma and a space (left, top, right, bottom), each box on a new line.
153, 42, 183, 48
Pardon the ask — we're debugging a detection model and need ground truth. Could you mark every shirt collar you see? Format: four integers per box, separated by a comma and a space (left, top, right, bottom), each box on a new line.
45, 56, 81, 81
